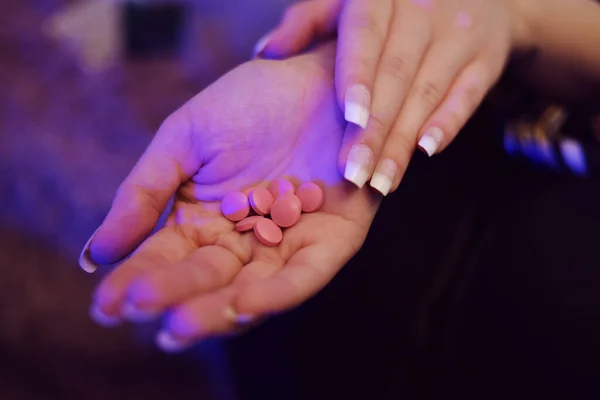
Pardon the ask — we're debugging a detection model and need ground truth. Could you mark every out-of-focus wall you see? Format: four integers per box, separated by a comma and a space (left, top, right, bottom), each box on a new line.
0, 1, 293, 398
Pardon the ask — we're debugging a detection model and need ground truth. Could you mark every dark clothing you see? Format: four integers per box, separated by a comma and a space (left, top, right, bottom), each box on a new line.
230, 104, 600, 400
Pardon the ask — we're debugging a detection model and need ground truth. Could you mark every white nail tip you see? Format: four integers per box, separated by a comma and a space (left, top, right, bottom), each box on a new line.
344, 162, 370, 188
418, 136, 439, 157
121, 302, 158, 323
560, 138, 587, 175
223, 306, 254, 324
344, 103, 369, 129
79, 227, 100, 273
344, 84, 370, 129
155, 331, 190, 353
89, 305, 120, 327
418, 127, 444, 157
370, 173, 393, 196
253, 33, 270, 58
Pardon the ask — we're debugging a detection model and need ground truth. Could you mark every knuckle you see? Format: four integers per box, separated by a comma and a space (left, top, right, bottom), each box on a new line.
413, 81, 443, 108
366, 113, 387, 137
380, 54, 410, 84
347, 12, 382, 38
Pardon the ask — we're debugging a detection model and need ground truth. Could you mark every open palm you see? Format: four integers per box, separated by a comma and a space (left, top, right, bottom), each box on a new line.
82, 42, 381, 351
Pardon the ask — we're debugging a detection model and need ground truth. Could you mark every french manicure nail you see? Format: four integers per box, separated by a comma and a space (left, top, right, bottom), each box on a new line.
223, 306, 255, 324
155, 331, 191, 353
79, 227, 100, 273
344, 84, 370, 129
370, 158, 399, 196
89, 304, 120, 327
121, 301, 159, 323
253, 33, 271, 58
560, 138, 587, 176
344, 144, 375, 188
418, 126, 444, 157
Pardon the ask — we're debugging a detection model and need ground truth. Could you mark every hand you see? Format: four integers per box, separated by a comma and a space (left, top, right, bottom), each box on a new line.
80, 42, 380, 351
257, 0, 532, 195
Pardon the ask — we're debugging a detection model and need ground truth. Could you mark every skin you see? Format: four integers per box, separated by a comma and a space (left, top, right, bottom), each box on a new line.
86, 42, 380, 349
262, 0, 527, 194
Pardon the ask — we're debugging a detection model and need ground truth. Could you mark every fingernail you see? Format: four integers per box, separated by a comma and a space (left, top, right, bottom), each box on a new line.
344, 144, 375, 188
253, 33, 271, 58
370, 158, 398, 196
344, 84, 370, 129
89, 304, 120, 327
79, 227, 100, 273
121, 301, 159, 323
418, 127, 444, 157
155, 331, 192, 353
223, 306, 255, 324
560, 138, 587, 176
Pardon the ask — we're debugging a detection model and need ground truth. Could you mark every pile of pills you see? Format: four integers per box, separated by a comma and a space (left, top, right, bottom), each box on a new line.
221, 179, 324, 246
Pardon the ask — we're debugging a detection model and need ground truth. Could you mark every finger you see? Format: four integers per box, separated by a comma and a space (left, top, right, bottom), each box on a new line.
155, 260, 282, 352
122, 244, 245, 322
336, 0, 392, 129
83, 106, 202, 269
369, 38, 472, 194
256, 0, 342, 58
417, 59, 502, 157
90, 227, 194, 326
234, 240, 355, 317
340, 9, 430, 188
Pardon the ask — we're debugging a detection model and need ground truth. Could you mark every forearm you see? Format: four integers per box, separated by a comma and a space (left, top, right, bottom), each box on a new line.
519, 0, 600, 87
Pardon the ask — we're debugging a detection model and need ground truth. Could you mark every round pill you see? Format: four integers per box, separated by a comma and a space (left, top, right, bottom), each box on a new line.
268, 179, 295, 198
249, 187, 274, 215
235, 216, 263, 232
253, 218, 283, 246
221, 191, 250, 222
295, 182, 324, 213
270, 193, 302, 228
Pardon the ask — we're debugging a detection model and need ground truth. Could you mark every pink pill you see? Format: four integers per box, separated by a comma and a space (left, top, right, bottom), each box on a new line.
235, 216, 263, 232
253, 218, 283, 246
221, 191, 250, 222
249, 187, 274, 215
268, 179, 295, 198
270, 193, 302, 228
295, 182, 324, 213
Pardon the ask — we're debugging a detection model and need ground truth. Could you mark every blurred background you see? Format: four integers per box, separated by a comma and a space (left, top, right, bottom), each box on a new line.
0, 1, 293, 398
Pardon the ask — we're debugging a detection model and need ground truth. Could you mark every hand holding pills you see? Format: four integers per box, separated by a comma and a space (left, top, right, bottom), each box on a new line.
258, 0, 532, 195
80, 43, 380, 351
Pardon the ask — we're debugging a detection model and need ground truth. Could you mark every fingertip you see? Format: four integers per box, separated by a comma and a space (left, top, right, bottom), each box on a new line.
79, 227, 100, 273
222, 305, 256, 325
343, 83, 371, 129
417, 126, 444, 157
164, 305, 203, 340
253, 32, 272, 59
122, 278, 162, 322
89, 303, 121, 328
88, 225, 126, 266
155, 330, 193, 353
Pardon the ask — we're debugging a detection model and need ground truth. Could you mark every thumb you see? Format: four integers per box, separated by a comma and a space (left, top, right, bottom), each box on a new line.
258, 0, 341, 59
79, 106, 202, 272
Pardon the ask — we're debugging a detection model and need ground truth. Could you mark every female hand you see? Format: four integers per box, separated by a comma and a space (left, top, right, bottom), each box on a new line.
80, 42, 380, 352
257, 0, 532, 195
